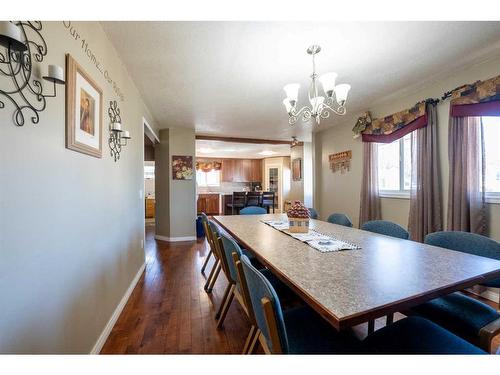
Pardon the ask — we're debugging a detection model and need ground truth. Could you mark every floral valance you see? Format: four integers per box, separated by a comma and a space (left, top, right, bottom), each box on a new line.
195, 161, 222, 172
354, 101, 428, 143
449, 75, 500, 117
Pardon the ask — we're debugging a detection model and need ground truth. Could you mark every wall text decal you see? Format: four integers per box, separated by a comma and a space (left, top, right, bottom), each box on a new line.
63, 21, 125, 101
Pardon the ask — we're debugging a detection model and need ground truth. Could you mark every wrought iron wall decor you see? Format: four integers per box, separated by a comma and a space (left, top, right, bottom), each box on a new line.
108, 100, 131, 162
0, 21, 65, 126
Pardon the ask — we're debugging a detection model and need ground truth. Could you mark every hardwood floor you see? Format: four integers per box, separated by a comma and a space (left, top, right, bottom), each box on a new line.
101, 224, 500, 354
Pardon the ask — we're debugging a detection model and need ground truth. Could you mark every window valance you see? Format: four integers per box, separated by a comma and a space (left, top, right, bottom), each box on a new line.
449, 75, 500, 117
195, 161, 222, 172
355, 101, 429, 143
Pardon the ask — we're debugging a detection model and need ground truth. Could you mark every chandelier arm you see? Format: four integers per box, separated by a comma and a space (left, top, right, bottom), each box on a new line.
321, 102, 347, 116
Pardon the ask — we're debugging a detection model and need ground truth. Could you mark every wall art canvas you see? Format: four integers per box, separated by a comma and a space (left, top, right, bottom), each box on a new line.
65, 54, 103, 158
172, 155, 194, 180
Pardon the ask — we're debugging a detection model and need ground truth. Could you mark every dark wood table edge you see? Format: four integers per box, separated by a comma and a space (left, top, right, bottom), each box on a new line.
212, 216, 500, 331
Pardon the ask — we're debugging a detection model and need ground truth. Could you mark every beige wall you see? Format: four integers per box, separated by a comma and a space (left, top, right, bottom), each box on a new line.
315, 53, 500, 302
0, 21, 156, 353
155, 128, 196, 240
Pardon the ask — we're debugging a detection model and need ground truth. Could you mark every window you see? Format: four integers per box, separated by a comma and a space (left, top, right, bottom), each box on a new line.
483, 116, 500, 202
144, 165, 155, 179
377, 133, 412, 198
196, 169, 221, 187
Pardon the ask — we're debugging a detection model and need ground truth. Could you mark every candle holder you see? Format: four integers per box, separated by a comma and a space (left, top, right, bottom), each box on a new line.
108, 100, 131, 162
0, 21, 65, 126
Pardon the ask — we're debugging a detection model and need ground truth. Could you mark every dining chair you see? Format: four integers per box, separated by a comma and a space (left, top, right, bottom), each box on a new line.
200, 213, 214, 275
246, 192, 262, 207
240, 206, 267, 215
227, 192, 247, 215
327, 213, 353, 227
216, 234, 294, 353
409, 231, 500, 352
307, 208, 319, 220
361, 220, 409, 240
261, 191, 275, 213
237, 254, 362, 354
237, 254, 485, 354
202, 220, 223, 293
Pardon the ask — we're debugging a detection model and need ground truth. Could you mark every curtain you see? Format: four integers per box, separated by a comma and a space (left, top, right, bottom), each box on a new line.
408, 104, 442, 242
447, 116, 486, 235
359, 142, 381, 227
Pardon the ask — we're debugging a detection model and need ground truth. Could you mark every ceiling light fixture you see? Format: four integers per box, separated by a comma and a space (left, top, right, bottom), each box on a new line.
283, 45, 350, 126
291, 136, 299, 147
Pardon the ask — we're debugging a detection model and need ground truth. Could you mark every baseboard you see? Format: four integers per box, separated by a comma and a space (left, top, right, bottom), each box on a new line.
155, 234, 196, 242
90, 262, 146, 354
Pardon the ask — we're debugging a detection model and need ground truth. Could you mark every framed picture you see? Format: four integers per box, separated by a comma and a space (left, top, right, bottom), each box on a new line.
172, 155, 194, 180
65, 54, 103, 158
292, 158, 302, 181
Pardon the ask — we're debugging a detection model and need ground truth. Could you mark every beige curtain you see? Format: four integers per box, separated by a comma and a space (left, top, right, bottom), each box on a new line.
447, 116, 487, 234
408, 105, 443, 242
359, 142, 381, 227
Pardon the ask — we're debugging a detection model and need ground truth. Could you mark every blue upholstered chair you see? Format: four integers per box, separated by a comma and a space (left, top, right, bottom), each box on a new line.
238, 254, 361, 354
217, 235, 294, 353
202, 220, 223, 293
361, 220, 409, 240
409, 231, 500, 352
240, 206, 267, 215
327, 213, 353, 227
307, 208, 319, 220
238, 254, 485, 354
200, 213, 213, 274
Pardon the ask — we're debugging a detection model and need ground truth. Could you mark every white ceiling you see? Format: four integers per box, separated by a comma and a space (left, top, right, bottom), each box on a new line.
102, 21, 500, 141
196, 140, 291, 159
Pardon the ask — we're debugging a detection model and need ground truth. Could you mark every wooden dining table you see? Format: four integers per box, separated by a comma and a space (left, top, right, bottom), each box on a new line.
213, 213, 500, 331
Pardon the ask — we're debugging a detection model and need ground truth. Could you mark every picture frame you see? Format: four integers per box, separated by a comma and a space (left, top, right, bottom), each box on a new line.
65, 53, 103, 158
172, 155, 194, 180
292, 158, 302, 181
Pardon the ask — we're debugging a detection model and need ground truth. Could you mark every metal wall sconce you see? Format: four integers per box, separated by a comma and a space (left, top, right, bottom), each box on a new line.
0, 21, 65, 126
108, 100, 131, 162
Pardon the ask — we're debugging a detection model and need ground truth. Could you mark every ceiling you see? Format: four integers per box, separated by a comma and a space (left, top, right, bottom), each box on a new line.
102, 21, 500, 141
196, 140, 291, 159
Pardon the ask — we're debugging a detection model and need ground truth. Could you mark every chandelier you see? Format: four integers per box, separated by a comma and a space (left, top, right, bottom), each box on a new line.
283, 45, 350, 125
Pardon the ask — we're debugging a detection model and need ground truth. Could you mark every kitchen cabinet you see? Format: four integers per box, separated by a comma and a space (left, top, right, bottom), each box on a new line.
197, 193, 220, 215
221, 159, 262, 183
145, 199, 155, 218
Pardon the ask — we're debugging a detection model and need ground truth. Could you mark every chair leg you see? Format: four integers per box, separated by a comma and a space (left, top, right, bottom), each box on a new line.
216, 285, 236, 329
204, 259, 220, 292
200, 249, 213, 275
206, 263, 222, 293
215, 283, 233, 320
242, 326, 257, 354
386, 313, 394, 325
368, 319, 375, 334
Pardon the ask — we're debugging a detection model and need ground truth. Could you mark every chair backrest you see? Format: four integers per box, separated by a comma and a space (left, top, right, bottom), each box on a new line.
261, 191, 275, 205
240, 206, 267, 215
308, 208, 319, 220
233, 192, 247, 205
327, 213, 353, 227
424, 231, 500, 261
246, 192, 262, 207
361, 220, 409, 240
220, 233, 243, 284
239, 254, 288, 354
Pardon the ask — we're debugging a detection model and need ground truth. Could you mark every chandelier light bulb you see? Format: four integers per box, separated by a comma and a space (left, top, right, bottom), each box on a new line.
319, 72, 338, 97
334, 84, 351, 106
283, 98, 293, 114
283, 83, 300, 104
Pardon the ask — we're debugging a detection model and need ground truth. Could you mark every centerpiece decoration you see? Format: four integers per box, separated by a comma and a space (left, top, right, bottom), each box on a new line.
286, 201, 310, 233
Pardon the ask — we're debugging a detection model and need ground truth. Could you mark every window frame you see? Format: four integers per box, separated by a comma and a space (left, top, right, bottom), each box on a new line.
196, 169, 221, 188
482, 116, 500, 204
378, 135, 411, 199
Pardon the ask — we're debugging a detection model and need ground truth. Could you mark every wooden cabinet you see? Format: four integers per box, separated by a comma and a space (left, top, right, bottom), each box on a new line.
221, 159, 262, 183
197, 194, 220, 215
145, 199, 155, 218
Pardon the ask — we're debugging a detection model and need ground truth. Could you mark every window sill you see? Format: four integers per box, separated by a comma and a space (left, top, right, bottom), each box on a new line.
379, 191, 410, 199
485, 193, 500, 204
